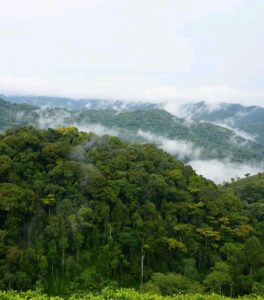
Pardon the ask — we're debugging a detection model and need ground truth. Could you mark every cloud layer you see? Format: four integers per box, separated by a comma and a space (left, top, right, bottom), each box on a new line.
0, 1, 264, 106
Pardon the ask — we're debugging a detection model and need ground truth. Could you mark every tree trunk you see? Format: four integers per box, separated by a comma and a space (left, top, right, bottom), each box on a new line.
141, 247, 145, 285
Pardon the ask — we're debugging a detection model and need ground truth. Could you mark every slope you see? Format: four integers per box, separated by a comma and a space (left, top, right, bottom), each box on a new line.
222, 172, 264, 239
181, 101, 264, 145
0, 127, 263, 296
76, 109, 264, 163
1, 98, 264, 164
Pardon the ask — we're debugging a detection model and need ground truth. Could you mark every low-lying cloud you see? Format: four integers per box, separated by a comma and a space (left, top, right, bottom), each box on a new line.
137, 129, 201, 160
189, 159, 264, 184
212, 122, 257, 142
36, 107, 71, 129
13, 106, 264, 184
75, 124, 119, 137
34, 107, 120, 137
136, 129, 264, 183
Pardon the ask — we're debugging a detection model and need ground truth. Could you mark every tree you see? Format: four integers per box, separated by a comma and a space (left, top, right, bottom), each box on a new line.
59, 237, 69, 270
244, 236, 264, 276
204, 262, 232, 295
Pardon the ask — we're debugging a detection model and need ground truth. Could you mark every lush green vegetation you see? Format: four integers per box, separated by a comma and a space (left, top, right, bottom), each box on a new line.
1, 288, 264, 300
223, 173, 264, 241
74, 108, 264, 162
0, 99, 38, 131
0, 127, 264, 297
1, 98, 264, 164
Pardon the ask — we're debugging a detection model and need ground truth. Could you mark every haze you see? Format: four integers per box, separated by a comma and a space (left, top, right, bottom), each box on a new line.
0, 0, 264, 106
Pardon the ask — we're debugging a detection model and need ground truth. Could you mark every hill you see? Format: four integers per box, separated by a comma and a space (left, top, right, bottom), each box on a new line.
222, 172, 264, 239
2, 95, 157, 111
0, 98, 39, 131
1, 98, 264, 166
76, 108, 264, 163
181, 101, 264, 145
0, 127, 264, 296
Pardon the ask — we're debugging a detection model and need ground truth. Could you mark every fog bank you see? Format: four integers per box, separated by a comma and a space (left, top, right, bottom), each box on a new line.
189, 159, 263, 183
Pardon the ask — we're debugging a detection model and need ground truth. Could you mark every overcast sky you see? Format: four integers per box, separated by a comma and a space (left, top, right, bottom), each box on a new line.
0, 0, 263, 105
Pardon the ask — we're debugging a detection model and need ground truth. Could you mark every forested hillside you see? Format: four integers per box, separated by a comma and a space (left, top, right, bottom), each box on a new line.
3, 95, 157, 111
182, 102, 264, 145
1, 98, 264, 164
0, 127, 264, 296
76, 109, 264, 162
223, 172, 264, 240
0, 99, 38, 131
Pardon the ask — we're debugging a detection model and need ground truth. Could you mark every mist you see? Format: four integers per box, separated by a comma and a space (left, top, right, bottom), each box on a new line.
75, 124, 119, 137
189, 159, 263, 184
211, 122, 257, 142
137, 129, 201, 161
136, 129, 264, 183
24, 106, 264, 184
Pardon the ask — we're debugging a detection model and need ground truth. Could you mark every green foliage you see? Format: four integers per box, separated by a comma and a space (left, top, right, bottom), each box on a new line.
141, 273, 203, 295
0, 127, 263, 296
0, 288, 264, 300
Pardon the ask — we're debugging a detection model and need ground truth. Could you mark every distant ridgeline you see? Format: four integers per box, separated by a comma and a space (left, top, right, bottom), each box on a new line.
0, 127, 264, 296
1, 98, 264, 164
182, 101, 264, 145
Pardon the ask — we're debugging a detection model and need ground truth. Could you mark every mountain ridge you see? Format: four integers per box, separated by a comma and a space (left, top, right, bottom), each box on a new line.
181, 101, 264, 145
0, 98, 264, 168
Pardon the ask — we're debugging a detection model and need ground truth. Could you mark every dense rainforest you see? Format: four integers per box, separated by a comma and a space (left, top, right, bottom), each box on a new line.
0, 127, 264, 297
223, 173, 264, 242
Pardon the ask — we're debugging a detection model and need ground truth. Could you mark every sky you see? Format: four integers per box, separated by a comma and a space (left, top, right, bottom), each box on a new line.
0, 0, 264, 106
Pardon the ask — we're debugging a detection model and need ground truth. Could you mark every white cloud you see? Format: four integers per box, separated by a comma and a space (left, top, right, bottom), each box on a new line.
136, 129, 264, 184
148, 86, 264, 105
2, 74, 264, 109
211, 122, 257, 142
189, 159, 263, 183
0, 75, 48, 95
0, 0, 242, 19
75, 124, 119, 136
137, 129, 201, 160
35, 106, 120, 136
155, 86, 264, 114
0, 0, 263, 108
0, 0, 106, 18
36, 107, 72, 128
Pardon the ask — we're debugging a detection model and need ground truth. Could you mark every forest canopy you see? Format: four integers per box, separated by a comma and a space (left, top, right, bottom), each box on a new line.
0, 127, 264, 296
